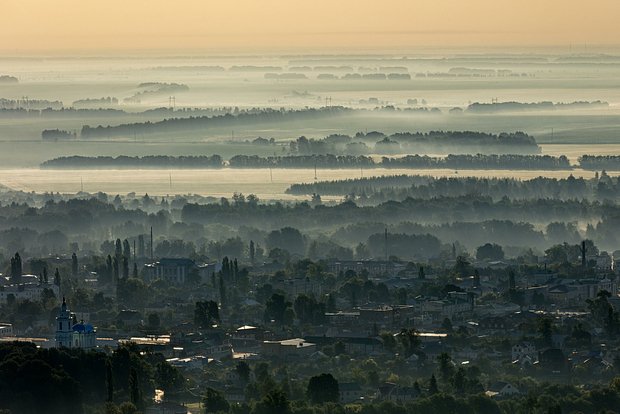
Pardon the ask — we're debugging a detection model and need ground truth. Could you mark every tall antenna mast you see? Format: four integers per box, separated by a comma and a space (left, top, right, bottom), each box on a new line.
150, 226, 153, 261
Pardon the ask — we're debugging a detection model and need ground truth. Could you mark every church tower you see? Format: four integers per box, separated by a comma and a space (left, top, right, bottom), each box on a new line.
55, 297, 73, 348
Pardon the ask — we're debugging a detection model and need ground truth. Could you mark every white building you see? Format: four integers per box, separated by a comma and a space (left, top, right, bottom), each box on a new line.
0, 280, 59, 304
144, 258, 196, 284
0, 323, 13, 337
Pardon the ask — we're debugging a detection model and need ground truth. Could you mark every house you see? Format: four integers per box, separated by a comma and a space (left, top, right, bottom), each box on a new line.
232, 325, 264, 351
485, 381, 520, 398
224, 386, 246, 404
547, 278, 618, 305
261, 338, 316, 359
0, 323, 13, 337
479, 316, 508, 331
358, 305, 416, 328
339, 382, 363, 403
420, 292, 474, 320
326, 260, 405, 277
377, 383, 420, 403
512, 342, 537, 361
0, 280, 60, 304
272, 276, 323, 297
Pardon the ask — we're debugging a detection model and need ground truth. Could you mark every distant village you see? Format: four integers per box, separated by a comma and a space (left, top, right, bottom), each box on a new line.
1, 235, 620, 413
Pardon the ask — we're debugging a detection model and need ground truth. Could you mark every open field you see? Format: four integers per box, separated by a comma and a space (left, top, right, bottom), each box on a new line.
0, 167, 609, 200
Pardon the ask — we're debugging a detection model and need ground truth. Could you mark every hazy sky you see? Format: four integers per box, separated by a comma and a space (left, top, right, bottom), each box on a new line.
1, 0, 619, 53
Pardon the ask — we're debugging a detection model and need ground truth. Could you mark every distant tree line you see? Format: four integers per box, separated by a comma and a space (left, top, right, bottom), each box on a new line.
41, 155, 223, 169
80, 107, 353, 138
381, 154, 570, 170
579, 155, 620, 170
0, 75, 18, 83
72, 96, 118, 108
287, 174, 614, 201
43, 153, 570, 170
467, 100, 608, 113
41, 129, 77, 140
0, 97, 63, 110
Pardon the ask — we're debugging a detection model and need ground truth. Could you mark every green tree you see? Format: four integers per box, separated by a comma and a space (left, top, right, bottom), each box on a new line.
236, 361, 251, 383
307, 373, 339, 404
399, 328, 420, 358
194, 300, 220, 328
71, 253, 78, 277
155, 362, 183, 394
203, 387, 230, 413
147, 313, 161, 329
122, 256, 129, 279
452, 367, 466, 393
10, 252, 22, 284
429, 374, 439, 395
476, 243, 505, 261
129, 368, 142, 408
438, 353, 455, 381
106, 360, 114, 402
54, 268, 61, 287
264, 293, 292, 325
250, 240, 256, 265
538, 317, 554, 347
254, 389, 290, 414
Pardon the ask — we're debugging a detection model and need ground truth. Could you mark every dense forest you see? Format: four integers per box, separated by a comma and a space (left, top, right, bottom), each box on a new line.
0, 342, 182, 414
41, 153, 568, 170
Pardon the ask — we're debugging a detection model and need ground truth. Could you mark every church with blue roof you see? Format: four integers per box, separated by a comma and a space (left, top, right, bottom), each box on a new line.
55, 297, 97, 349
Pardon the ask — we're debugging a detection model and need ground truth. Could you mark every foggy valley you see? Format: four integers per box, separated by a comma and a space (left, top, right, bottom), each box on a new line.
2, 1, 620, 413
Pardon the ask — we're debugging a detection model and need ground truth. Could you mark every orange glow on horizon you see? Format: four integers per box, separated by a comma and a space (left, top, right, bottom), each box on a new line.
1, 0, 619, 54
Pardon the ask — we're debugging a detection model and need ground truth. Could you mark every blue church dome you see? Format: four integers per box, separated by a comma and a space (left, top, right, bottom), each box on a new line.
72, 322, 95, 333
72, 323, 86, 332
